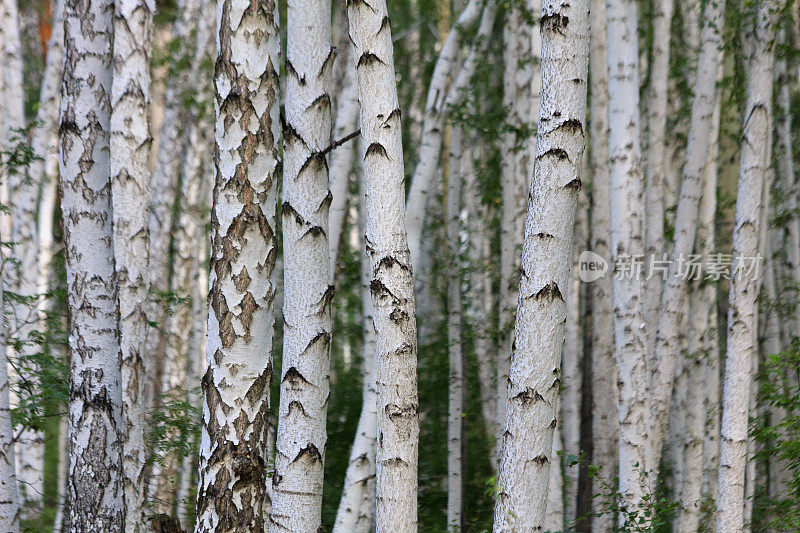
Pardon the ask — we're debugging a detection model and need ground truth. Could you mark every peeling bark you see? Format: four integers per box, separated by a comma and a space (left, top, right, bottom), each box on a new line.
59, 0, 124, 528
493, 0, 589, 526
195, 0, 281, 530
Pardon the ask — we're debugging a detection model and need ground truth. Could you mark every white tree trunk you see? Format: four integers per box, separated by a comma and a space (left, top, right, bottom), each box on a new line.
404, 0, 483, 273
346, 0, 420, 528
643, 0, 673, 356
328, 47, 360, 275
588, 1, 617, 528
59, 0, 124, 528
446, 126, 464, 532
110, 1, 154, 528
333, 164, 378, 533
195, 0, 281, 529
0, 273, 19, 533
544, 403, 564, 532
648, 0, 725, 476
716, 2, 779, 529
271, 0, 333, 528
493, 0, 589, 526
606, 0, 649, 510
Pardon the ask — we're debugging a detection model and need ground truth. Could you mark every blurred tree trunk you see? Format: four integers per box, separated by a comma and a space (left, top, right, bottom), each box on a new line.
0, 274, 19, 533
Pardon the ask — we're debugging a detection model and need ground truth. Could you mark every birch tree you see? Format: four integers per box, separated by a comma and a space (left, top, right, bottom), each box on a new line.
59, 0, 124, 528
588, 0, 618, 528
606, 0, 649, 509
648, 0, 725, 471
717, 1, 781, 529
493, 0, 589, 526
110, 1, 154, 528
270, 0, 333, 528
195, 0, 281, 529
346, 0, 419, 528
0, 272, 18, 533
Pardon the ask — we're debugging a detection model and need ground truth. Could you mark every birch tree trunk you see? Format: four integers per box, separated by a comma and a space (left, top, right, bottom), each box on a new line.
493, 0, 589, 526
446, 126, 464, 532
588, 0, 617, 529
271, 0, 333, 528
333, 164, 378, 533
346, 0, 419, 528
110, 1, 154, 528
606, 0, 649, 509
59, 0, 124, 528
328, 47, 360, 275
643, 0, 673, 356
717, 2, 779, 529
0, 272, 19, 533
404, 0, 482, 273
648, 0, 725, 475
195, 0, 281, 529
544, 402, 564, 532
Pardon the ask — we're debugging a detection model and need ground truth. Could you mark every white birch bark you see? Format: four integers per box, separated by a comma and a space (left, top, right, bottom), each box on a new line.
0, 271, 19, 533
446, 126, 464, 532
270, 0, 333, 528
346, 0, 419, 528
333, 165, 378, 533
648, 0, 725, 476
195, 0, 281, 529
544, 402, 564, 532
606, 0, 649, 509
493, 0, 589, 526
716, 2, 779, 529
328, 47, 360, 276
588, 1, 617, 528
59, 0, 124, 527
643, 0, 673, 356
110, 1, 154, 528
404, 0, 483, 273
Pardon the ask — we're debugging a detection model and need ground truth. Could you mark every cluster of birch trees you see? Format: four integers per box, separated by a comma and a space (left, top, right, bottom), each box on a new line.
0, 0, 799, 530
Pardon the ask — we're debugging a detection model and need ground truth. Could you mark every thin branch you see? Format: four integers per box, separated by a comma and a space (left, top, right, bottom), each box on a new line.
319, 129, 361, 158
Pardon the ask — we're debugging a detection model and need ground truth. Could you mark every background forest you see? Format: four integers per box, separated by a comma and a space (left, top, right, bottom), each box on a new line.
0, 0, 799, 531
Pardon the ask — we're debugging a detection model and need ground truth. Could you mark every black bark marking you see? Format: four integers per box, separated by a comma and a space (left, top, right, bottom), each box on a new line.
511, 387, 546, 405
364, 142, 389, 160
378, 15, 391, 34
541, 147, 570, 161
357, 52, 386, 69
283, 366, 312, 387
533, 281, 564, 302
293, 443, 323, 464
564, 178, 583, 190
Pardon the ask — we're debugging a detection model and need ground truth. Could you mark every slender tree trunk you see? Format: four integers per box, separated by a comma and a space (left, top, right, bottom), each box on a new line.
271, 0, 333, 529
446, 126, 464, 532
195, 0, 281, 529
717, 2, 780, 529
346, 0, 419, 528
588, 0, 617, 528
404, 0, 483, 273
648, 0, 726, 473
59, 0, 124, 528
493, 0, 589, 526
643, 0, 673, 357
333, 164, 378, 533
110, 1, 154, 528
606, 0, 649, 510
544, 400, 564, 533
0, 271, 19, 533
328, 47, 360, 276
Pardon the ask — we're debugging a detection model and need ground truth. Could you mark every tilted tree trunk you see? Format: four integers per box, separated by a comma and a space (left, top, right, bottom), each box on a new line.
59, 0, 124, 528
716, 2, 780, 529
346, 0, 419, 528
328, 47, 360, 276
606, 0, 649, 510
642, 0, 673, 357
0, 273, 19, 533
647, 0, 725, 475
493, 0, 589, 526
446, 126, 464, 531
271, 0, 333, 529
110, 1, 154, 529
588, 0, 617, 529
195, 0, 281, 529
333, 162, 378, 533
404, 0, 483, 273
